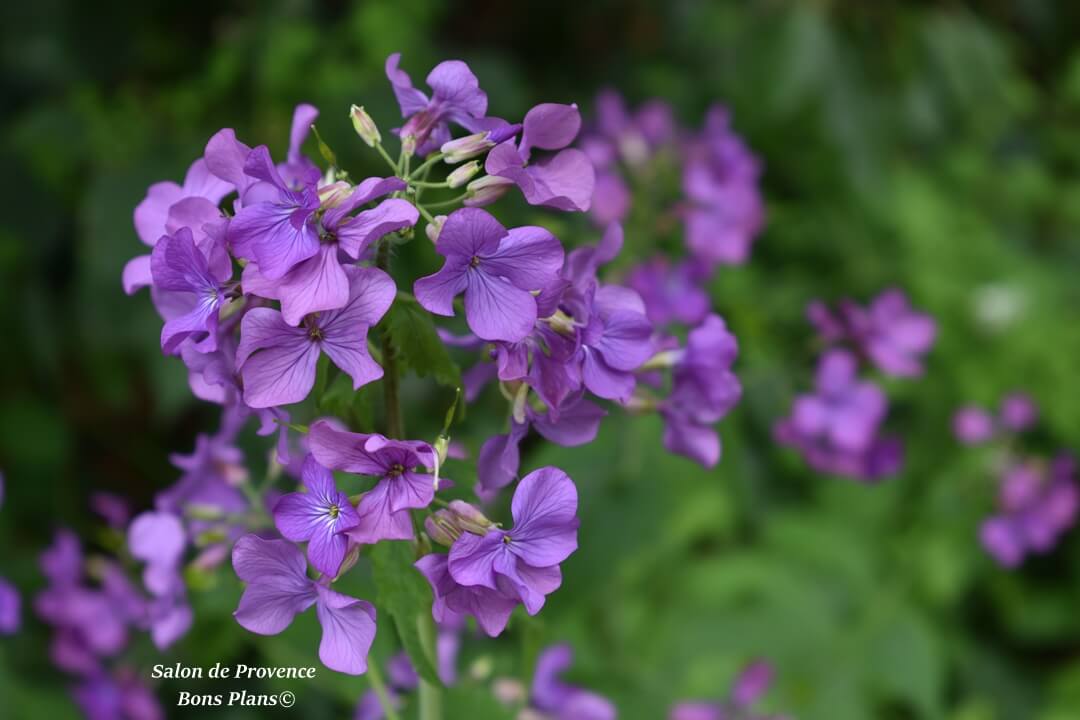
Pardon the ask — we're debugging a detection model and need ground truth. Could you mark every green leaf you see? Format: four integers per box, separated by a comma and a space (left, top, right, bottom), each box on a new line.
317, 373, 375, 431
383, 297, 461, 387
370, 540, 443, 686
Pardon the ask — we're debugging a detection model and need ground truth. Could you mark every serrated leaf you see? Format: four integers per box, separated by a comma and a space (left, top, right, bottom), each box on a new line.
370, 540, 443, 686
383, 298, 461, 387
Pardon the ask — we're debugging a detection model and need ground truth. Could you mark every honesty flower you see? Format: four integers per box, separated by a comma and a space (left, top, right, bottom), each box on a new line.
149, 226, 233, 354
953, 406, 995, 445
448, 467, 578, 613
626, 257, 711, 328
241, 177, 417, 325
574, 284, 654, 402
308, 422, 437, 544
660, 314, 742, 468
484, 103, 596, 212
73, 667, 163, 720
237, 266, 395, 408
227, 145, 322, 280
232, 534, 376, 675
414, 208, 563, 342
385, 53, 491, 156
529, 644, 616, 720
980, 456, 1079, 567
669, 659, 783, 720
414, 554, 520, 638
272, 455, 360, 577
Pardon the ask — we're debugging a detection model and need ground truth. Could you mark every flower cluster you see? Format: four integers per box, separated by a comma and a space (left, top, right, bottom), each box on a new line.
669, 660, 790, 720
775, 289, 936, 481
953, 393, 1078, 567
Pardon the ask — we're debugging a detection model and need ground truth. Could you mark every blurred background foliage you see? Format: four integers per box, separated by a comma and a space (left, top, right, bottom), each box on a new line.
2, 1, 1080, 718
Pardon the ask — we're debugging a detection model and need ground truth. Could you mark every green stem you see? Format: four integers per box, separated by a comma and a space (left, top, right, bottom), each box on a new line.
374, 143, 399, 174
410, 179, 450, 189
366, 661, 401, 720
415, 204, 436, 224
409, 152, 444, 179
417, 614, 442, 720
422, 192, 470, 209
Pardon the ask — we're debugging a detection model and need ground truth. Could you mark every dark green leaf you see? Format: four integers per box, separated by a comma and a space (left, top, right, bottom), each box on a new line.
383, 297, 461, 387
370, 540, 443, 686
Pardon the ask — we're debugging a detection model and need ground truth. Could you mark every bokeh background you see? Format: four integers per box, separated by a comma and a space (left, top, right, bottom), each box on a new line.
3, 1, 1080, 718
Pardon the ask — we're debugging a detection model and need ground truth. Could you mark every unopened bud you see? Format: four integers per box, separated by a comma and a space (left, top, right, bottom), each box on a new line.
191, 543, 229, 571
448, 500, 494, 534
434, 435, 451, 467
491, 677, 525, 705
318, 180, 353, 209
447, 161, 481, 189
401, 134, 417, 157
349, 105, 381, 147
335, 542, 363, 578
425, 511, 461, 547
440, 132, 494, 163
544, 309, 577, 336
426, 215, 447, 244
464, 175, 514, 207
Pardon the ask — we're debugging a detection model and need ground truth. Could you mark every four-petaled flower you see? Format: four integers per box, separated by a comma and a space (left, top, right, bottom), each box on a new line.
272, 455, 361, 577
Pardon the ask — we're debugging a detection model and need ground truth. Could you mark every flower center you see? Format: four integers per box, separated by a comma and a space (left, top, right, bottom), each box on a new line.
469, 255, 481, 268
327, 504, 340, 519
502, 534, 512, 545
307, 325, 323, 341
388, 463, 405, 478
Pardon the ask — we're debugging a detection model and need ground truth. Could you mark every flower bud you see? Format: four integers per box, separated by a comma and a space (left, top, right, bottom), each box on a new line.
447, 160, 481, 189
425, 510, 461, 547
492, 677, 525, 705
318, 180, 353, 209
440, 132, 494, 163
349, 105, 381, 147
448, 500, 494, 535
464, 175, 513, 207
426, 215, 447, 244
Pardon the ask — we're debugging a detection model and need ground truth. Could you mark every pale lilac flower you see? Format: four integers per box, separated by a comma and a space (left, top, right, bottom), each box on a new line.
448, 467, 578, 614
414, 208, 564, 342
241, 177, 416, 325
999, 392, 1038, 432
484, 103, 595, 212
385, 53, 491, 156
308, 422, 437, 544
232, 534, 376, 675
626, 257, 711, 328
980, 456, 1079, 567
272, 455, 360, 577
529, 644, 616, 720
953, 407, 995, 445
150, 226, 233, 353
237, 266, 395, 407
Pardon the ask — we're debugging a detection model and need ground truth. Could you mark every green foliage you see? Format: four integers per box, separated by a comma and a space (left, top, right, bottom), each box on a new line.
370, 540, 443, 687
382, 295, 462, 388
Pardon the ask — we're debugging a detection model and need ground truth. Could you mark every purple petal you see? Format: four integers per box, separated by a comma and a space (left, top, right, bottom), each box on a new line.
333, 199, 419, 259
464, 270, 537, 342
0, 578, 21, 635
288, 103, 319, 166
273, 245, 350, 326
237, 308, 319, 408
414, 262, 469, 317
509, 467, 579, 567
345, 482, 415, 545
447, 530, 504, 590
385, 53, 429, 117
134, 181, 183, 246
315, 585, 377, 675
436, 207, 506, 259
477, 422, 527, 491
481, 225, 565, 291
204, 128, 253, 195
122, 255, 153, 295
426, 60, 487, 119
232, 535, 317, 634
309, 422, 387, 475
520, 103, 582, 157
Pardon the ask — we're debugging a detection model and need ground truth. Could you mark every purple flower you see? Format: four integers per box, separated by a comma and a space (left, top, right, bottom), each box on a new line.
272, 455, 360, 577
573, 285, 654, 402
414, 553, 519, 637
149, 226, 233, 354
241, 177, 417, 325
237, 266, 395, 407
775, 350, 901, 481
626, 257, 711, 328
385, 53, 490, 156
308, 422, 437, 544
980, 456, 1078, 567
659, 314, 742, 468
414, 208, 564, 342
999, 392, 1038, 432
0, 578, 19, 635
232, 534, 376, 675
227, 145, 322, 280
127, 512, 186, 598
953, 407, 995, 445
810, 290, 936, 378
530, 644, 616, 720
72, 668, 163, 720
483, 103, 596, 212
448, 466, 578, 614
669, 659, 783, 720
681, 106, 764, 269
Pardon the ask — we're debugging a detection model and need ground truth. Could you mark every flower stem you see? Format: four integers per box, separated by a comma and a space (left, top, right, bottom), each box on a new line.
409, 152, 444, 179
423, 193, 470, 209
366, 660, 401, 720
